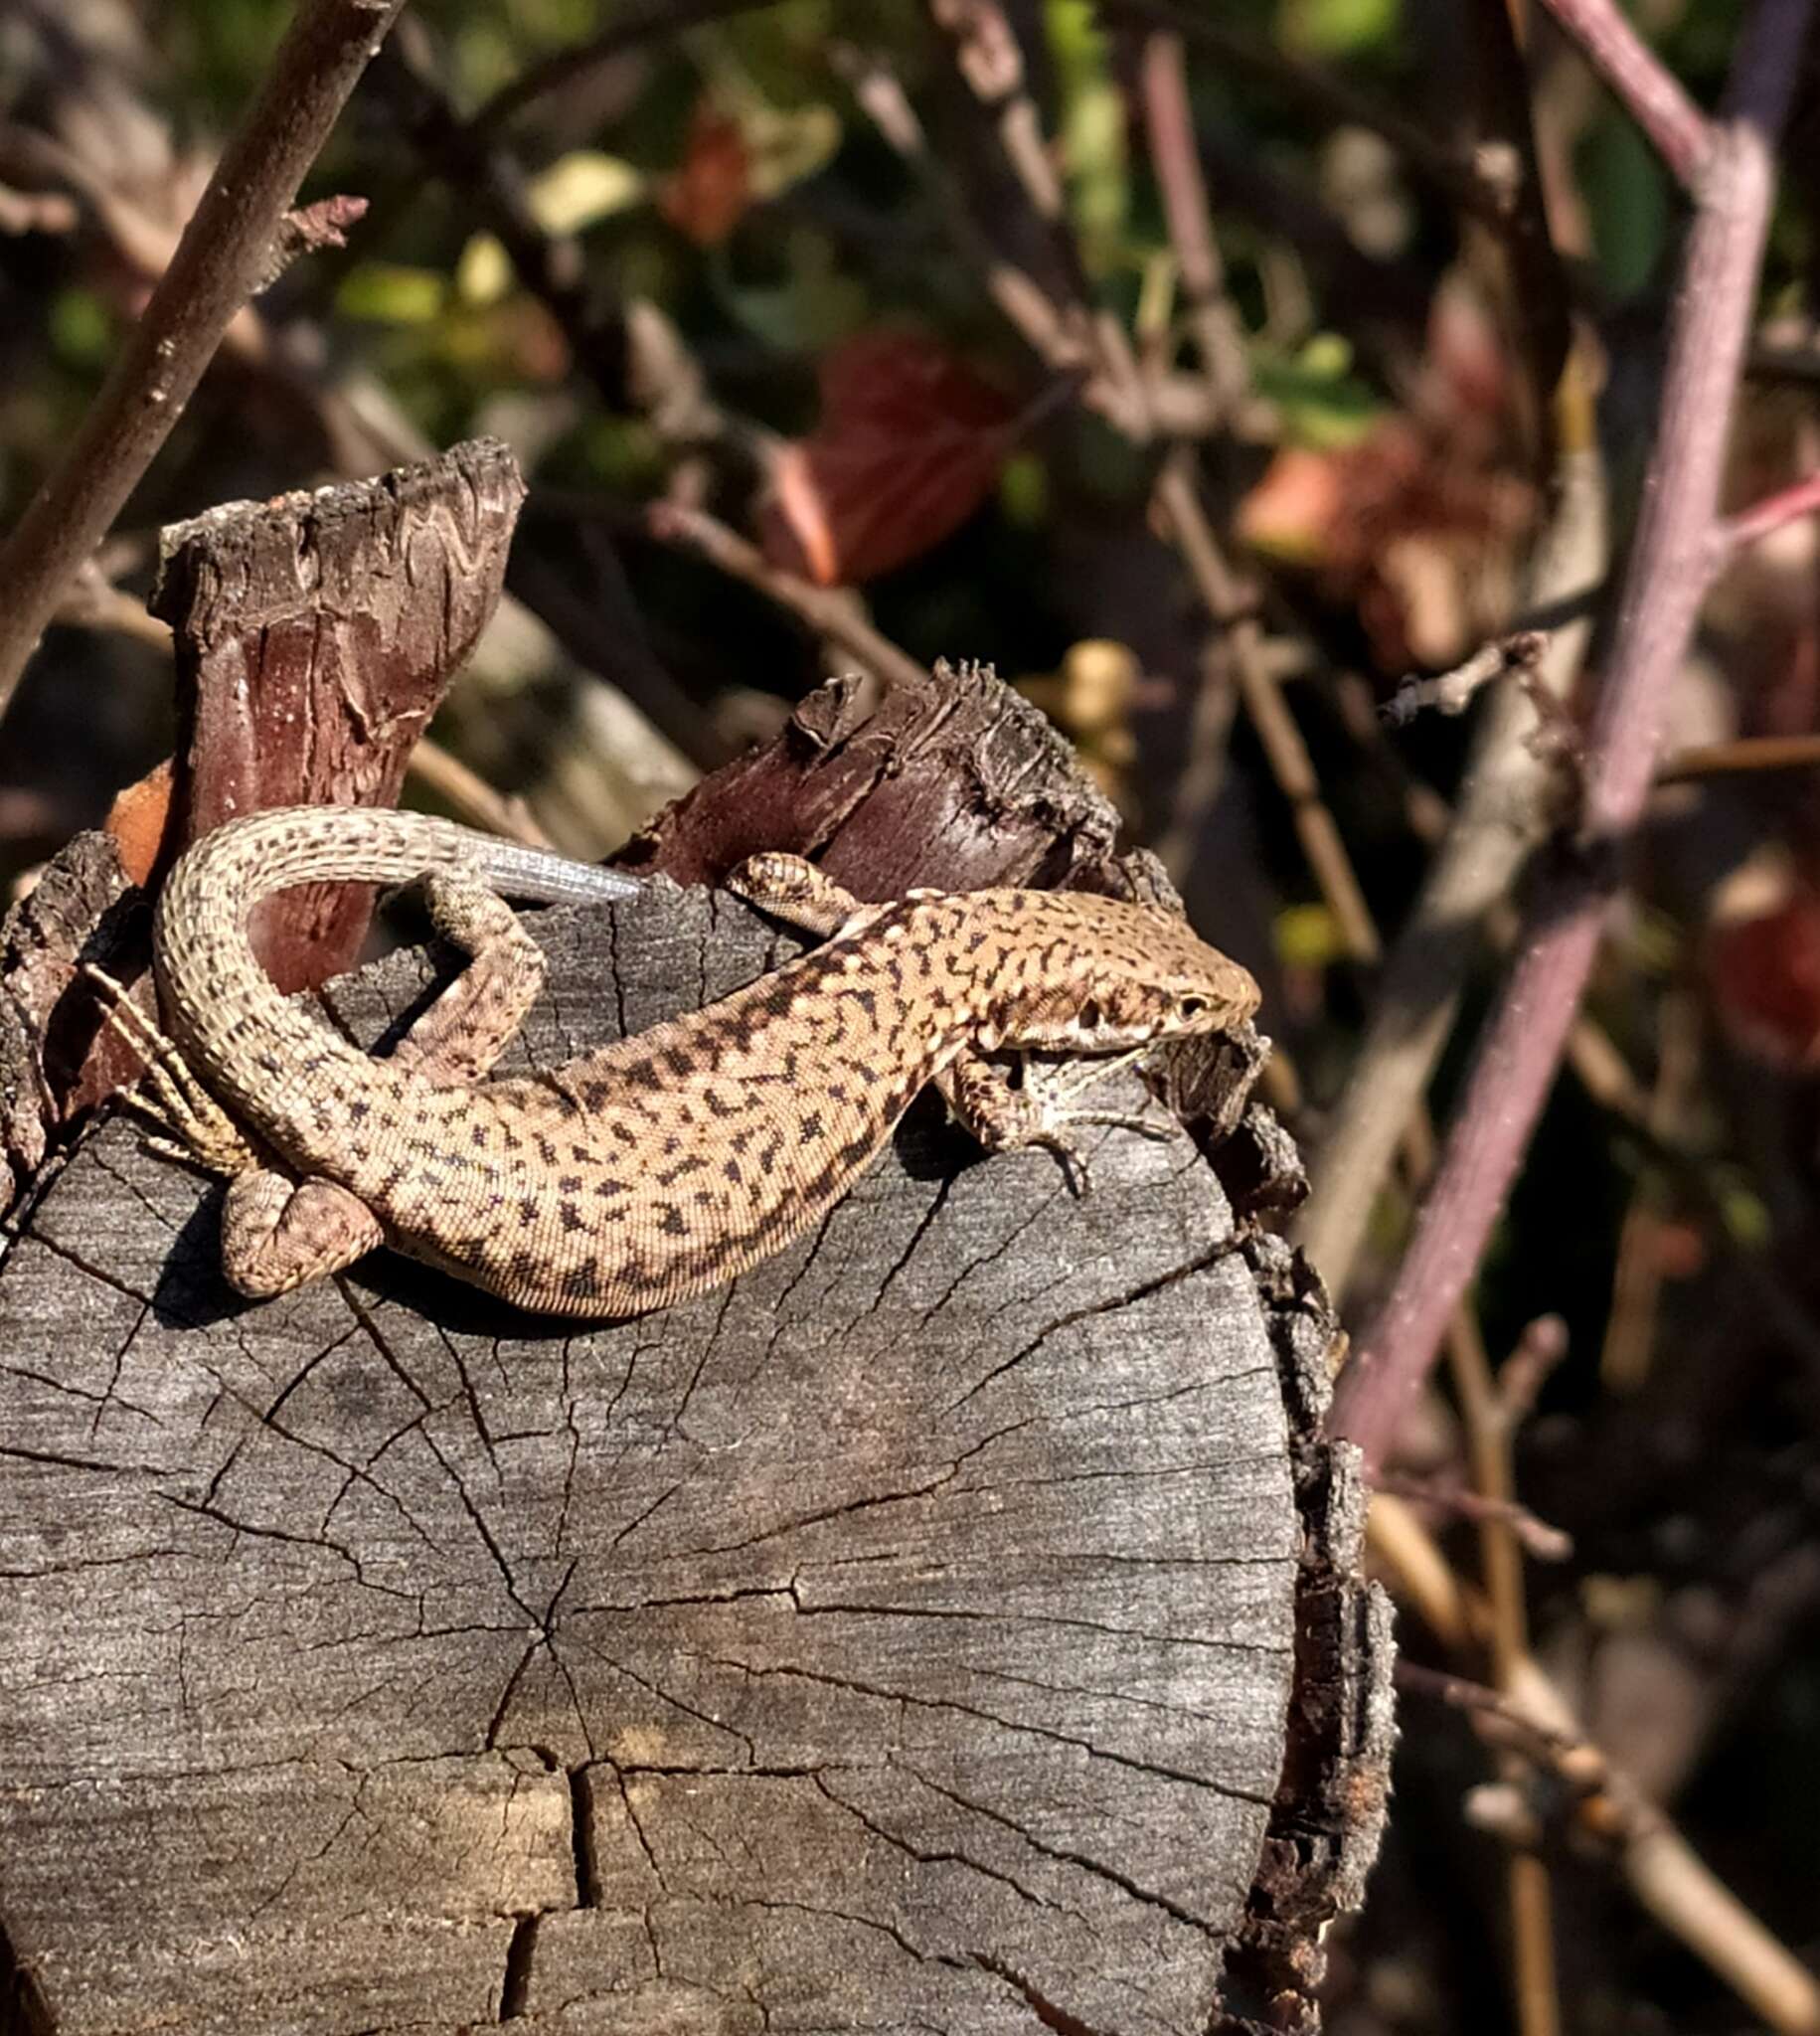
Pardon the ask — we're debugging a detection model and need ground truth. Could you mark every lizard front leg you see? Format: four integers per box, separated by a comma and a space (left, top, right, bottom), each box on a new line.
937, 1049, 1179, 1195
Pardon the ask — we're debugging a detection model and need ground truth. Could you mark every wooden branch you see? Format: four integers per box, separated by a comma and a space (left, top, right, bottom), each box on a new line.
3, 441, 526, 1163
154, 439, 526, 993
0, 0, 408, 720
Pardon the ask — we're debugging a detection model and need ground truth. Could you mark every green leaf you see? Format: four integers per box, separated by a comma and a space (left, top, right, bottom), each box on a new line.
1280, 0, 1402, 58
527, 151, 647, 236
336, 264, 447, 326
49, 288, 113, 368
1252, 336, 1383, 448
1580, 111, 1670, 298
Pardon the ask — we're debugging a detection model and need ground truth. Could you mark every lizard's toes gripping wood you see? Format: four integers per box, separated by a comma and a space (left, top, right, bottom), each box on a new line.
386, 875, 547, 1085
724, 853, 862, 936
219, 1172, 386, 1297
83, 963, 261, 1177
939, 1050, 1181, 1198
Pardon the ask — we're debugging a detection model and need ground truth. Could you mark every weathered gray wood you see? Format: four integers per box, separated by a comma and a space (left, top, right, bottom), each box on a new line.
1, 878, 1302, 2035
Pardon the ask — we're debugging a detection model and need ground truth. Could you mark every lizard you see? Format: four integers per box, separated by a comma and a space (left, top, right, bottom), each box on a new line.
97, 804, 1261, 1318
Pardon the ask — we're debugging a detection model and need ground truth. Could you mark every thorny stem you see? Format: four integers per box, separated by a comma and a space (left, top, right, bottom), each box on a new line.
1333, 0, 1816, 1478
0, 0, 409, 724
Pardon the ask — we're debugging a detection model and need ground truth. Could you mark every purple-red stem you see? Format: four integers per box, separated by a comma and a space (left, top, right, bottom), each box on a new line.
1333, 0, 1813, 1479
1535, 0, 1714, 186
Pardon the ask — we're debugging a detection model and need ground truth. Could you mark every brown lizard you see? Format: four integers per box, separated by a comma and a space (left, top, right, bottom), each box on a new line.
103, 805, 1260, 1317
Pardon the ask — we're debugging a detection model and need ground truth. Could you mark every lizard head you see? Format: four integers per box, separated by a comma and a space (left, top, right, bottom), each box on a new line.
973, 893, 1260, 1053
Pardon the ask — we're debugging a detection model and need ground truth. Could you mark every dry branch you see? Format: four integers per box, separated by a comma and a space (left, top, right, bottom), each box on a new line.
0, 0, 409, 719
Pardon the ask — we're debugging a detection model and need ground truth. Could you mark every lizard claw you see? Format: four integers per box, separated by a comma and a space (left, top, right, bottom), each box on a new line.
83, 962, 261, 1178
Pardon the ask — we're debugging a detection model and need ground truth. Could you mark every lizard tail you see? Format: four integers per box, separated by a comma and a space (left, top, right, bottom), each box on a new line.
150, 803, 639, 1157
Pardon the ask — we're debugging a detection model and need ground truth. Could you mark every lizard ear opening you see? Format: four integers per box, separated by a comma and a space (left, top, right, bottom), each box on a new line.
1077, 999, 1103, 1030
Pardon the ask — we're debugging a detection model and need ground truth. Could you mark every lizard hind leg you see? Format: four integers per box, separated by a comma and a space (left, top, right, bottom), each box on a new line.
83, 962, 262, 1177
220, 1171, 386, 1297
386, 873, 547, 1085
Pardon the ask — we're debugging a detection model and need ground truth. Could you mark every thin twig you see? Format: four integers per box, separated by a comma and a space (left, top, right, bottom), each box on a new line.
1496, 1314, 1571, 1431
1104, 0, 1519, 224
838, 41, 1160, 439
1658, 731, 1820, 782
54, 566, 173, 654
1377, 1470, 1572, 1561
1154, 458, 1381, 963
1380, 632, 1550, 727
406, 739, 554, 849
1135, 30, 1254, 424
1374, 1508, 1820, 2035
1719, 468, 1820, 554
1535, 0, 1715, 187
645, 501, 929, 694
0, 0, 408, 724
1295, 363, 1607, 1300
1446, 1311, 1563, 2036
1335, 0, 1814, 1477
465, 0, 782, 136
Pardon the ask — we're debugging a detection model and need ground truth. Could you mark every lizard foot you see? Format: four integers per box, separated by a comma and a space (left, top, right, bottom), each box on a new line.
83, 963, 261, 1177
220, 1171, 385, 1296
938, 1048, 1181, 1197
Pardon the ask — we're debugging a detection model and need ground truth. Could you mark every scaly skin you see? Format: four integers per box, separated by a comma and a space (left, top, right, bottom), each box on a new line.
133, 806, 1260, 1317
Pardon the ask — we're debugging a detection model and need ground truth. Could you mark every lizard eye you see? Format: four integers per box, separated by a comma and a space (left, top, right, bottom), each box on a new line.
1078, 999, 1103, 1030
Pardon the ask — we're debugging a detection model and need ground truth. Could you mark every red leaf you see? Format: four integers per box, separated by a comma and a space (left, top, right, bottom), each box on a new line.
1710, 894, 1820, 1068
759, 331, 1017, 586
659, 101, 751, 248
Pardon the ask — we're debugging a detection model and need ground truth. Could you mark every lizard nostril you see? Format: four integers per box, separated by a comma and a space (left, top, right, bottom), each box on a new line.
1180, 996, 1211, 1021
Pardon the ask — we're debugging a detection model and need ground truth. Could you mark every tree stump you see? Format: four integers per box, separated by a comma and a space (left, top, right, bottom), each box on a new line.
0, 572, 1389, 2036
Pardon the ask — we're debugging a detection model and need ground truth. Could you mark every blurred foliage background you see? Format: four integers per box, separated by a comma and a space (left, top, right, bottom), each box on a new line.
5, 1, 1820, 2032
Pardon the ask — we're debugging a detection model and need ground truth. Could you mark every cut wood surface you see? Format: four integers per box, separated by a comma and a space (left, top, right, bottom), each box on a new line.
5, 880, 1301, 2033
